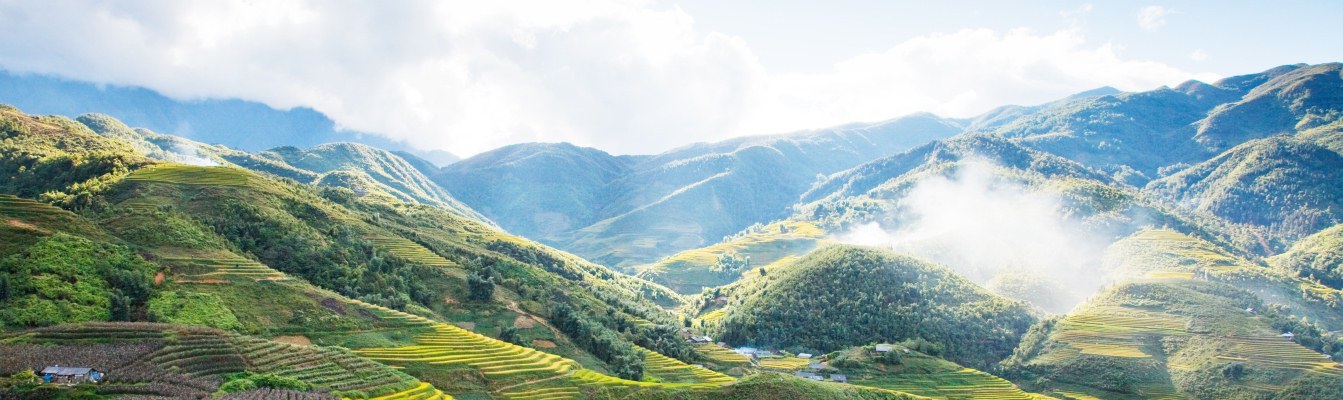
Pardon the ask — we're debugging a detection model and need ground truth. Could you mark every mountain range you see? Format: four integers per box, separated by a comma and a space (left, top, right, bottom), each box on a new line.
2, 62, 1342, 399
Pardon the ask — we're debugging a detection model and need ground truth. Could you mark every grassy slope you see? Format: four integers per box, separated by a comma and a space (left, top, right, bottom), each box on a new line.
635, 220, 827, 295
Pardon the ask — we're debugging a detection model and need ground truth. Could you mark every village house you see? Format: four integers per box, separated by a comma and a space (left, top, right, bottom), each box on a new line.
40, 366, 103, 384
794, 371, 822, 381
830, 374, 847, 383
797, 353, 813, 359
687, 335, 714, 344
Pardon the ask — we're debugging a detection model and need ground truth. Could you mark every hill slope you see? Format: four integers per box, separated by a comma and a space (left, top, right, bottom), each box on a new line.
714, 245, 1036, 369
1144, 136, 1343, 251
1005, 230, 1343, 399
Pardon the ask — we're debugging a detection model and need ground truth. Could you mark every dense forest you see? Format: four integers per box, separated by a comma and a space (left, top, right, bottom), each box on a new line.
715, 246, 1037, 369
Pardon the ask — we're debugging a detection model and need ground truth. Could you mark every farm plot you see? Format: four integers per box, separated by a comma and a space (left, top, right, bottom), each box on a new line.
693, 343, 750, 366
354, 323, 580, 382
756, 356, 811, 371
1220, 335, 1343, 378
364, 381, 452, 400
0, 323, 439, 399
126, 164, 255, 186
0, 194, 68, 218
856, 368, 1049, 400
156, 248, 289, 282
366, 236, 458, 268
236, 337, 419, 396
1047, 307, 1188, 359
640, 348, 735, 385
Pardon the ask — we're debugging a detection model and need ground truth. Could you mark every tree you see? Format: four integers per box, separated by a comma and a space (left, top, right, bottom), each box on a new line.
468, 271, 494, 301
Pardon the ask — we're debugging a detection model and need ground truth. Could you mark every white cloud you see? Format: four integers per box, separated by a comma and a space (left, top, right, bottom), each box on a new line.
835, 160, 1110, 310
1138, 5, 1170, 31
739, 28, 1219, 135
0, 1, 1215, 156
1190, 49, 1209, 61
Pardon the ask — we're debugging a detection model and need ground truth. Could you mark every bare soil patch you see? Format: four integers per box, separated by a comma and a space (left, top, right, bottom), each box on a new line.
513, 315, 537, 329
531, 339, 557, 348
273, 335, 313, 346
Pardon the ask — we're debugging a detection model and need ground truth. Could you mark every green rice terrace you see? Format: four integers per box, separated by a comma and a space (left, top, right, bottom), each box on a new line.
125, 164, 259, 187
0, 323, 436, 399
827, 345, 1052, 400
156, 248, 290, 283
756, 355, 812, 372
693, 343, 751, 368
635, 221, 827, 294
1009, 229, 1343, 399
350, 303, 743, 399
640, 347, 735, 385
366, 235, 459, 268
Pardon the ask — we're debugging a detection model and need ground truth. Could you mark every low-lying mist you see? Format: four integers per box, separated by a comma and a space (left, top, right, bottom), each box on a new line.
170, 141, 219, 167
837, 160, 1113, 313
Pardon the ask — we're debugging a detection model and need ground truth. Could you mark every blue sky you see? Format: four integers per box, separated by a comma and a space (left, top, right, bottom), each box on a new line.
0, 1, 1339, 156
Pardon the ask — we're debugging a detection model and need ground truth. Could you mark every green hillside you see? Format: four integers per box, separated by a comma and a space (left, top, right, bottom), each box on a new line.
0, 106, 746, 399
635, 220, 827, 295
1144, 136, 1343, 251
714, 246, 1037, 370
1269, 223, 1343, 289
1005, 230, 1343, 399
1194, 63, 1343, 151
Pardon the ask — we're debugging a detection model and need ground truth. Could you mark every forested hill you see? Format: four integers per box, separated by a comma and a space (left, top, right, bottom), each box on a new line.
713, 245, 1037, 370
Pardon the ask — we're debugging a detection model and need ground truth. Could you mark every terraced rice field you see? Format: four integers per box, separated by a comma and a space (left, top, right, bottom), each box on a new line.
127, 164, 255, 186
365, 382, 452, 400
0, 194, 69, 218
366, 236, 458, 268
157, 249, 289, 282
641, 348, 735, 384
343, 298, 438, 329
1219, 335, 1342, 379
698, 309, 727, 323
857, 368, 1050, 400
235, 336, 418, 395
1046, 307, 1188, 359
355, 324, 580, 380
569, 368, 724, 390
756, 356, 811, 371
694, 343, 750, 365
147, 330, 247, 377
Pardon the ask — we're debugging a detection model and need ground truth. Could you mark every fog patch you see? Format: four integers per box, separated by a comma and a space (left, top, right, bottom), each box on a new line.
168, 141, 219, 166
836, 160, 1110, 313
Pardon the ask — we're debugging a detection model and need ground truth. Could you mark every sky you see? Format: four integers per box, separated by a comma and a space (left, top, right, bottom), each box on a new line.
1, 1, 1340, 156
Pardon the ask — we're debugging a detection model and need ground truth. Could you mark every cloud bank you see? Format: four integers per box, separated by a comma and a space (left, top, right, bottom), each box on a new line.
0, 1, 1215, 155
837, 161, 1111, 311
